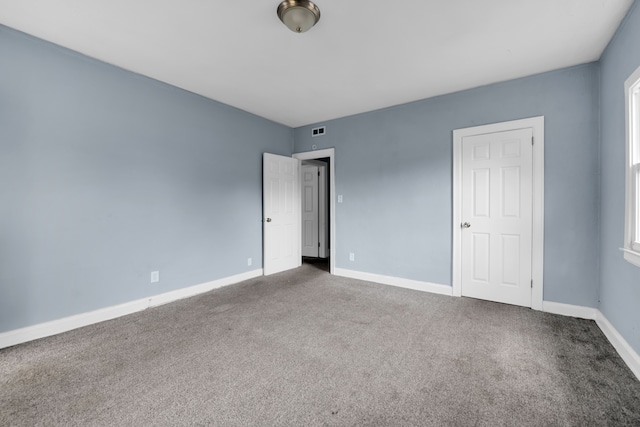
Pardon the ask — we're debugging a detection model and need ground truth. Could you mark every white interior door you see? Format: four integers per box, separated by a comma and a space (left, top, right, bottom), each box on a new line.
301, 165, 319, 257
461, 128, 533, 307
317, 163, 329, 258
263, 153, 300, 275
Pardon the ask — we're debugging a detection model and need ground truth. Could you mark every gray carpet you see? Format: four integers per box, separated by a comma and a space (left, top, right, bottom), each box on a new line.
1, 262, 640, 426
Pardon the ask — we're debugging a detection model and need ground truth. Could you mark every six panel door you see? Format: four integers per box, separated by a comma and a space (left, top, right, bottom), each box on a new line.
263, 153, 301, 275
301, 164, 319, 257
460, 128, 534, 307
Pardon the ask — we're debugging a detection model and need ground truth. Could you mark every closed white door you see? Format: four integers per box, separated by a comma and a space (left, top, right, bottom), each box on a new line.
301, 165, 319, 257
461, 128, 533, 307
263, 153, 300, 275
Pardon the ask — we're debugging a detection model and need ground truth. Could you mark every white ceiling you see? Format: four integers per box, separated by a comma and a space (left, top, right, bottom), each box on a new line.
0, 0, 633, 127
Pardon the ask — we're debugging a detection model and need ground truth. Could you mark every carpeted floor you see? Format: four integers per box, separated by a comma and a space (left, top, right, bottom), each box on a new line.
1, 262, 640, 426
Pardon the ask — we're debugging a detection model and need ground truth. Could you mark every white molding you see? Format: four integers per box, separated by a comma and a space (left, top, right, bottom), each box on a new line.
334, 268, 453, 296
0, 299, 149, 351
623, 65, 640, 268
596, 311, 640, 381
621, 247, 640, 268
0, 269, 263, 349
452, 116, 545, 310
293, 148, 336, 275
3, 268, 639, 383
540, 302, 640, 381
542, 301, 598, 320
148, 269, 263, 307
333, 272, 635, 381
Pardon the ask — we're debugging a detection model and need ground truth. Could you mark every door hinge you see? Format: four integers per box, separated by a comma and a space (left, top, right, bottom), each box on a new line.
318, 242, 320, 247
531, 136, 534, 146
531, 279, 533, 288
318, 171, 320, 176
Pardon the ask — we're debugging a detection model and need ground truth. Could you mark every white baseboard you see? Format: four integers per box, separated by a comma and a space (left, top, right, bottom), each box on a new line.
596, 311, 640, 381
3, 268, 638, 383
0, 269, 263, 350
541, 301, 639, 381
330, 277, 640, 381
334, 268, 452, 296
148, 269, 263, 308
0, 299, 149, 351
541, 301, 598, 320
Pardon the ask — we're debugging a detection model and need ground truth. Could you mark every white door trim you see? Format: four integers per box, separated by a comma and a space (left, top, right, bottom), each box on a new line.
452, 117, 544, 310
293, 148, 336, 275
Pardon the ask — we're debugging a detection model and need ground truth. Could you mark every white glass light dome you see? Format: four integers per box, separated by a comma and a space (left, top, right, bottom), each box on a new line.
277, 0, 321, 33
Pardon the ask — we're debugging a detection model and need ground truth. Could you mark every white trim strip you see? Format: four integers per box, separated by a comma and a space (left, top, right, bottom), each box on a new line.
332, 271, 640, 381
541, 301, 640, 381
0, 299, 149, 350
624, 65, 640, 269
620, 247, 640, 268
148, 269, 263, 308
542, 301, 598, 320
0, 269, 263, 349
2, 273, 638, 382
334, 268, 453, 296
596, 311, 640, 381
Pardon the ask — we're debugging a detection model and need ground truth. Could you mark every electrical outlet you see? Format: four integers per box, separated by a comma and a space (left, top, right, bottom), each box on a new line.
247, 257, 252, 266
150, 271, 160, 283
349, 252, 355, 262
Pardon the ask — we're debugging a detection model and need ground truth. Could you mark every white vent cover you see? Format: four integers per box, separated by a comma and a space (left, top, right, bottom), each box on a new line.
311, 126, 326, 137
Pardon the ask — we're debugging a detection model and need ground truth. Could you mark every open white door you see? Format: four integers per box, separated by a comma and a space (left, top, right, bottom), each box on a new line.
263, 153, 301, 275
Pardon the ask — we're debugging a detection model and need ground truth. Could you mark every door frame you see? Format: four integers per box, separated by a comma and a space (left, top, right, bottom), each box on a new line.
301, 160, 329, 258
293, 148, 336, 275
452, 117, 544, 310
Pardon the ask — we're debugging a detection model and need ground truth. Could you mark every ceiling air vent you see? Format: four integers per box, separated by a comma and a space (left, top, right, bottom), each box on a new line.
311, 126, 326, 137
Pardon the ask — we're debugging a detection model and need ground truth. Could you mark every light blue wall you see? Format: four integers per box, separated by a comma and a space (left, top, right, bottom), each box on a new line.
3, 6, 637, 348
294, 64, 601, 307
0, 25, 293, 332
599, 1, 640, 355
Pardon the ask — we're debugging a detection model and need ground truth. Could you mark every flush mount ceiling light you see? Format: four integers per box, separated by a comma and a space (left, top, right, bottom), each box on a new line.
277, 0, 321, 33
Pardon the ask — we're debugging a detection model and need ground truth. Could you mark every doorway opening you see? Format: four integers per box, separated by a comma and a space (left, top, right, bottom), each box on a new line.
293, 148, 336, 274
301, 158, 330, 272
